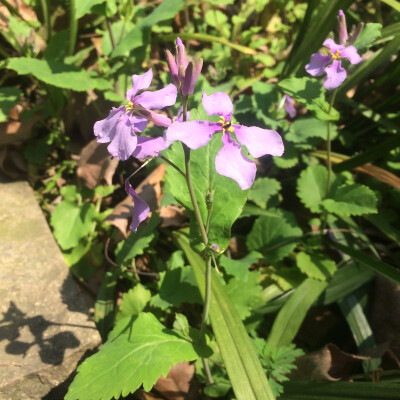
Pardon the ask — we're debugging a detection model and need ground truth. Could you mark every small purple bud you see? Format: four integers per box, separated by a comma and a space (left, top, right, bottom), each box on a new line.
176, 37, 183, 46
182, 58, 203, 96
166, 49, 179, 86
348, 22, 364, 45
176, 43, 188, 73
284, 95, 296, 118
211, 244, 220, 252
338, 9, 348, 45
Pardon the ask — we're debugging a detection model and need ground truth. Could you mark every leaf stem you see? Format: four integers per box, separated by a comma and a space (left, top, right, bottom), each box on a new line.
325, 88, 338, 197
159, 155, 185, 177
68, 0, 77, 56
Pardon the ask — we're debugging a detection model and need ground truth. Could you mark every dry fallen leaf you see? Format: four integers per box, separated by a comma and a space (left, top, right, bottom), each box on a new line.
77, 139, 118, 189
153, 361, 195, 400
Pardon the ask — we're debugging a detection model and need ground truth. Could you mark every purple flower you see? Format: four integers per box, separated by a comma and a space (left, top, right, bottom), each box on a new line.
125, 180, 150, 232
305, 38, 362, 90
166, 37, 203, 96
94, 69, 177, 161
165, 92, 284, 190
284, 95, 296, 118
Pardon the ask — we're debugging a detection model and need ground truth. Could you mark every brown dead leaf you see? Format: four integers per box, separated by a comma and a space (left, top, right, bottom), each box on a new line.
355, 163, 400, 190
105, 164, 166, 237
77, 139, 118, 189
160, 205, 186, 228
153, 362, 195, 400
289, 343, 369, 381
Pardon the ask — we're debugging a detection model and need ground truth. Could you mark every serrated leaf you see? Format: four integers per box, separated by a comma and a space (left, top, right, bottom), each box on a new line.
115, 284, 151, 322
296, 252, 337, 281
248, 178, 281, 209
297, 165, 328, 213
164, 134, 247, 251
279, 77, 339, 121
115, 214, 159, 265
7, 58, 111, 91
322, 184, 378, 216
51, 201, 96, 250
246, 209, 302, 264
75, 0, 106, 19
353, 23, 382, 54
65, 313, 200, 400
150, 265, 202, 310
0, 87, 22, 122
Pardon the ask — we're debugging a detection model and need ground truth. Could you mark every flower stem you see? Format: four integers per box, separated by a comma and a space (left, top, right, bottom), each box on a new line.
159, 155, 185, 177
181, 95, 213, 384
325, 89, 338, 197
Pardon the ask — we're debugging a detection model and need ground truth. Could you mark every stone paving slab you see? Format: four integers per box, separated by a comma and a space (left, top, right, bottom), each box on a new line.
0, 180, 101, 399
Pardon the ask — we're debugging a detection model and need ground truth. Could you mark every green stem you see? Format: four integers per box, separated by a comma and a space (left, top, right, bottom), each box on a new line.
39, 0, 51, 40
181, 95, 213, 384
68, 0, 77, 56
159, 155, 185, 177
325, 89, 338, 197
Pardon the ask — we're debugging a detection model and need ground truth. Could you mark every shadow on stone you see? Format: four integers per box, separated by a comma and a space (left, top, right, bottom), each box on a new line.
1, 301, 82, 365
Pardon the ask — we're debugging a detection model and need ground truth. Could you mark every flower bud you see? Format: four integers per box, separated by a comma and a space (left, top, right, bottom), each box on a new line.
348, 22, 364, 45
338, 10, 348, 45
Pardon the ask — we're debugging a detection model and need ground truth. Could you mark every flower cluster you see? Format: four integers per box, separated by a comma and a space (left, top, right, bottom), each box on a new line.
94, 37, 283, 231
305, 10, 362, 90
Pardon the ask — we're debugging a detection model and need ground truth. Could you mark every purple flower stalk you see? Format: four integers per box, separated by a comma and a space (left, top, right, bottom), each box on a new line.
305, 38, 362, 90
94, 69, 177, 160
166, 37, 203, 96
284, 95, 296, 118
165, 92, 284, 190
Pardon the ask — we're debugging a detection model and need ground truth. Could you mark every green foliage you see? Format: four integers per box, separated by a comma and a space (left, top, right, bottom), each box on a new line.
65, 313, 203, 400
279, 77, 339, 121
286, 117, 338, 144
246, 209, 303, 264
50, 200, 96, 250
7, 58, 111, 91
75, 0, 106, 19
115, 284, 152, 322
164, 133, 247, 251
296, 252, 337, 281
248, 178, 282, 209
0, 87, 22, 122
115, 214, 159, 265
353, 23, 382, 54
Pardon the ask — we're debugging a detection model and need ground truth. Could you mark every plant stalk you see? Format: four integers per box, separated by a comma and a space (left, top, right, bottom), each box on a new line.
325, 88, 338, 197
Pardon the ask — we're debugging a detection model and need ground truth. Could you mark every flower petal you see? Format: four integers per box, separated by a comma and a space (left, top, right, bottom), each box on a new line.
324, 59, 347, 90
284, 95, 297, 118
305, 52, 332, 76
106, 118, 138, 161
233, 124, 284, 158
341, 45, 362, 64
165, 120, 221, 149
125, 181, 150, 232
215, 133, 256, 190
126, 69, 153, 101
134, 84, 177, 110
323, 38, 345, 53
94, 106, 125, 142
130, 116, 148, 133
202, 92, 233, 121
132, 136, 166, 159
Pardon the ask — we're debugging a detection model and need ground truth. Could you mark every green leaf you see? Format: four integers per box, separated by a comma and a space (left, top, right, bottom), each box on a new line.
7, 58, 111, 91
65, 313, 200, 400
111, 0, 184, 58
94, 271, 117, 341
173, 313, 190, 337
0, 87, 22, 122
248, 178, 281, 209
297, 165, 328, 213
267, 278, 327, 348
115, 284, 151, 322
246, 209, 303, 264
176, 234, 276, 400
164, 135, 247, 251
43, 29, 69, 60
150, 265, 202, 310
50, 201, 96, 250
353, 23, 382, 54
278, 77, 339, 121
296, 252, 337, 281
75, 0, 106, 19
327, 240, 400, 285
286, 117, 337, 144
115, 214, 159, 265
323, 184, 378, 216
63, 241, 97, 279
220, 254, 263, 320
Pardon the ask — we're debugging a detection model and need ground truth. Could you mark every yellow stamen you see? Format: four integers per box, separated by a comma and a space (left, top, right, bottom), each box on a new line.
330, 50, 341, 60
125, 101, 134, 112
218, 116, 235, 133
